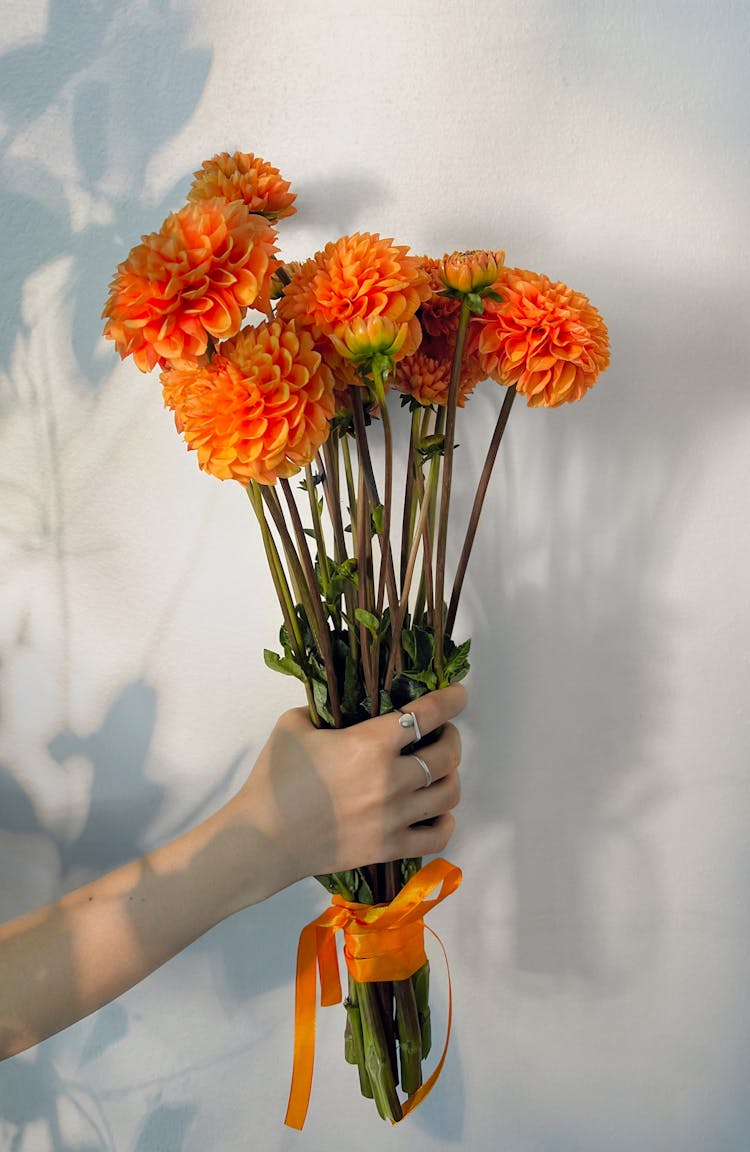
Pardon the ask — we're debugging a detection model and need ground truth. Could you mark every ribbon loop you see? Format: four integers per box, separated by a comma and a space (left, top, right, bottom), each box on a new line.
284, 857, 462, 1130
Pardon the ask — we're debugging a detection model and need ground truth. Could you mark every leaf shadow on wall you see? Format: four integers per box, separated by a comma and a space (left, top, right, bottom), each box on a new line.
0, 0, 213, 391
0, 2, 215, 1147
0, 680, 161, 1152
449, 264, 748, 1004
0, 676, 267, 1152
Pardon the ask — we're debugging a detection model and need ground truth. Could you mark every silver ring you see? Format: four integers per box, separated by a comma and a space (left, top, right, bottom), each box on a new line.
398, 710, 422, 742
411, 753, 432, 788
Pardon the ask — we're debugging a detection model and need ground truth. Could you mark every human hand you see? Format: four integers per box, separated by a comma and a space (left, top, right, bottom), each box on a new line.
225, 684, 467, 900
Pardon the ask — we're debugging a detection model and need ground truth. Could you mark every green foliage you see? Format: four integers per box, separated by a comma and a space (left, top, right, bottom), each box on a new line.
315, 867, 375, 904
342, 646, 365, 715
401, 624, 434, 669
312, 677, 334, 726
263, 596, 469, 733
370, 503, 385, 537
399, 393, 435, 414
354, 607, 380, 636
416, 434, 445, 462
324, 556, 359, 605
263, 649, 305, 680
443, 636, 471, 681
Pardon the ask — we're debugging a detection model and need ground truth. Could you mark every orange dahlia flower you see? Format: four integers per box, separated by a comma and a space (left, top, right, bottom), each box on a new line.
437, 249, 505, 296
188, 151, 296, 221
395, 334, 482, 408
103, 199, 279, 373
276, 232, 431, 362
418, 257, 461, 341
473, 268, 610, 407
161, 320, 334, 485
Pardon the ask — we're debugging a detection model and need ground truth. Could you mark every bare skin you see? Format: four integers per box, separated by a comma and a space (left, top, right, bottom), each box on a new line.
0, 684, 466, 1061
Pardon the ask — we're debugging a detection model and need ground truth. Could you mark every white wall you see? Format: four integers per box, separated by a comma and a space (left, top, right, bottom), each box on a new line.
1, 1, 749, 1149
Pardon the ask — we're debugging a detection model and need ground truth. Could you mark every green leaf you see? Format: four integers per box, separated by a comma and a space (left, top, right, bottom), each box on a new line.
399, 392, 433, 413
356, 869, 375, 905
303, 528, 317, 539
466, 292, 485, 314
370, 503, 385, 537
325, 556, 359, 604
294, 604, 315, 650
312, 678, 335, 726
379, 689, 395, 714
263, 649, 305, 680
342, 649, 364, 715
354, 608, 380, 636
403, 668, 438, 691
340, 870, 359, 897
314, 873, 339, 894
413, 626, 435, 669
402, 628, 417, 665
484, 289, 504, 304
390, 672, 428, 707
444, 638, 471, 679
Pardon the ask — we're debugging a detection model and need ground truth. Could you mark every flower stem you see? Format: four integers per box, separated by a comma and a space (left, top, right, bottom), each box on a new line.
280, 479, 343, 727
356, 457, 376, 712
434, 299, 471, 681
369, 359, 394, 619
305, 463, 331, 598
320, 439, 357, 657
351, 389, 399, 622
412, 960, 432, 1058
383, 860, 423, 1095
446, 385, 516, 636
341, 429, 358, 530
260, 486, 311, 617
345, 977, 374, 1098
412, 429, 440, 627
384, 461, 438, 691
357, 981, 403, 1121
247, 483, 319, 727
400, 408, 419, 591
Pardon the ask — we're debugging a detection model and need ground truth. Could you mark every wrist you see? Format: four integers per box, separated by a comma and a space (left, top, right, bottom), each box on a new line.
207, 795, 295, 918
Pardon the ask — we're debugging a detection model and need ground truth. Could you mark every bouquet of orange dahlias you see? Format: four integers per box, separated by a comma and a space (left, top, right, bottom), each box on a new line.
102, 150, 609, 1128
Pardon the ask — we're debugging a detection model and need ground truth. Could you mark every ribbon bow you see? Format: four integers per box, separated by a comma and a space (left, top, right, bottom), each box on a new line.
285, 857, 462, 1129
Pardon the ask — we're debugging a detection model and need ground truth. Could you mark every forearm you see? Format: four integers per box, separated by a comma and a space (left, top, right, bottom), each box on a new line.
0, 686, 466, 1063
0, 802, 276, 1060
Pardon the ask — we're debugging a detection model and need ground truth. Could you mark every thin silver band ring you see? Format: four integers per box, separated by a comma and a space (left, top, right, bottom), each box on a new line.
411, 753, 432, 788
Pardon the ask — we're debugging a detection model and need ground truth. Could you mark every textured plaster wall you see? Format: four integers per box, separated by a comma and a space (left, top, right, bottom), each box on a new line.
0, 2, 749, 1150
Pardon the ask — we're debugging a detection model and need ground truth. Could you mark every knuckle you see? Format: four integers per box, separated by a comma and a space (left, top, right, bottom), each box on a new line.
440, 722, 462, 767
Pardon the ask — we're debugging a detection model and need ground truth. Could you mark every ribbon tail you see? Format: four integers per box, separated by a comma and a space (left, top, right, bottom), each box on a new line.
398, 925, 454, 1122
284, 921, 322, 1130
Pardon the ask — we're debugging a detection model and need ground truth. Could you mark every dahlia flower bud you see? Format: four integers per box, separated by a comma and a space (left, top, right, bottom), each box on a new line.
437, 249, 505, 298
329, 316, 408, 364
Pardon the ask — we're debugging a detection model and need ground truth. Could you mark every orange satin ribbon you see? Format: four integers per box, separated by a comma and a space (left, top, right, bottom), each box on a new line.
284, 857, 462, 1130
